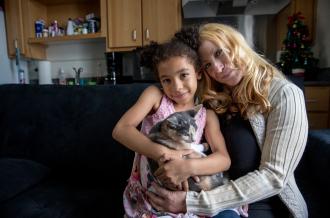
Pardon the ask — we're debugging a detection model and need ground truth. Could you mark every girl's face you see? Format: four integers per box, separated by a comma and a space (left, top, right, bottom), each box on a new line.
199, 40, 243, 87
158, 56, 201, 108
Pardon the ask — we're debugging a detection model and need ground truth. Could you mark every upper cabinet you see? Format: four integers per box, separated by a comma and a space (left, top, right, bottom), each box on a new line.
107, 0, 182, 51
4, 0, 107, 59
4, 0, 182, 57
4, 0, 25, 58
107, 0, 142, 50
4, 0, 45, 59
276, 0, 317, 50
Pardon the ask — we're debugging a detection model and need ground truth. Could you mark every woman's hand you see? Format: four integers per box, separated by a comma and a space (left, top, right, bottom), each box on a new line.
155, 158, 192, 188
147, 182, 187, 213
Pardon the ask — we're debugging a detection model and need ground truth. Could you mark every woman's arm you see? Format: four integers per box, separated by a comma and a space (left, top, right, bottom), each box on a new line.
155, 109, 231, 186
112, 85, 170, 161
149, 81, 308, 216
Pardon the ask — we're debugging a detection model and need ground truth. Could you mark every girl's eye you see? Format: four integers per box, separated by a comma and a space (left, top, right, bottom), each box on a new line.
161, 79, 170, 84
215, 49, 223, 57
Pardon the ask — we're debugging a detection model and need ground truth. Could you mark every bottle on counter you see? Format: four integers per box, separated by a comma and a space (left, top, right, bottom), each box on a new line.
58, 68, 66, 85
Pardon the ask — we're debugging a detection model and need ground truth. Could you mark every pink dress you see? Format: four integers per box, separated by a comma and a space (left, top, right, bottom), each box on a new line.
123, 95, 206, 218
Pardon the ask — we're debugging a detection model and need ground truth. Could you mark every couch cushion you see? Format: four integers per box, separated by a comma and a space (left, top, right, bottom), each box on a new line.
0, 158, 50, 203
0, 179, 122, 218
0, 84, 148, 179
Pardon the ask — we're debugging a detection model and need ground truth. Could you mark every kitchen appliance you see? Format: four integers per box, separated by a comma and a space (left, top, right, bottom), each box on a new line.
122, 51, 156, 83
105, 52, 122, 84
182, 0, 290, 18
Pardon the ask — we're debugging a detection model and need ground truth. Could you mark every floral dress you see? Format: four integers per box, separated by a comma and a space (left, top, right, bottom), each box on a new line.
123, 95, 206, 218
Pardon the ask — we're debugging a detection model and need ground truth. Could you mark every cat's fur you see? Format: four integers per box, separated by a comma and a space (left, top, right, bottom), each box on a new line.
148, 105, 226, 192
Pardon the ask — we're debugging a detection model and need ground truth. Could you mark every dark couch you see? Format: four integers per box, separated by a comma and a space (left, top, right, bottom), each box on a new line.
0, 84, 328, 218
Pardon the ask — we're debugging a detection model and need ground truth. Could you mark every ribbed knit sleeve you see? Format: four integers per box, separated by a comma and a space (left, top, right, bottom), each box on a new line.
186, 79, 308, 218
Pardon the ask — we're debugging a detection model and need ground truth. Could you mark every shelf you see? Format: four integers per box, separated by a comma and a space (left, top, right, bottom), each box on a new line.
28, 32, 105, 45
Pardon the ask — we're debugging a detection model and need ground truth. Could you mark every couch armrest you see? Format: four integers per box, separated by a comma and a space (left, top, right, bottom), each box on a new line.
295, 129, 330, 217
304, 130, 330, 186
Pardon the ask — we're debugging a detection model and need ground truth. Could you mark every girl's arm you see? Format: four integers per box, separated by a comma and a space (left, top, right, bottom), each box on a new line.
112, 85, 170, 161
155, 109, 231, 184
188, 109, 231, 176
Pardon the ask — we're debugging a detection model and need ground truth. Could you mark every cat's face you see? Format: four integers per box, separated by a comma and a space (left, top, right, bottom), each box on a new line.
160, 105, 201, 149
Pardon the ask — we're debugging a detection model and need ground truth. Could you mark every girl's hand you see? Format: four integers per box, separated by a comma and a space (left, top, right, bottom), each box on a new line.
147, 182, 187, 213
157, 149, 193, 166
154, 158, 192, 188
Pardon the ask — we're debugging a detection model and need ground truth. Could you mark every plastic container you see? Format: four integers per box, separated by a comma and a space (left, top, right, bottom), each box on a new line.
66, 18, 74, 36
58, 68, 66, 85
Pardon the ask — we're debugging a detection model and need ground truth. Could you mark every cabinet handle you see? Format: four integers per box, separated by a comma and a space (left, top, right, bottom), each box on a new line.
145, 29, 150, 40
132, 30, 137, 41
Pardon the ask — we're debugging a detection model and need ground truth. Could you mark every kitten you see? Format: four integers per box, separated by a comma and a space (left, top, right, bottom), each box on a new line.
148, 105, 226, 192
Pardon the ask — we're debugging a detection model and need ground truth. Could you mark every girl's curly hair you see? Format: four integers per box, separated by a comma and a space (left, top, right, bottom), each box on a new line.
174, 25, 200, 52
139, 36, 200, 80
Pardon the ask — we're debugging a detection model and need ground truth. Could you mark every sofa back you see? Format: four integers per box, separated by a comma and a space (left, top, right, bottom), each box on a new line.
0, 83, 150, 181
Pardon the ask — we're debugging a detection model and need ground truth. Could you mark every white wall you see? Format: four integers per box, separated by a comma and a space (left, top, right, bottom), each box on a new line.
312, 0, 330, 68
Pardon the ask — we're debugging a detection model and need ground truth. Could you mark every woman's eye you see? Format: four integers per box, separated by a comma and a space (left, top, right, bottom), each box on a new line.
181, 73, 189, 78
215, 49, 222, 57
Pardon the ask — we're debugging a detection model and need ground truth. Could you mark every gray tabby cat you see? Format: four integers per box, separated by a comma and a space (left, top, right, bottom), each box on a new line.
148, 105, 226, 192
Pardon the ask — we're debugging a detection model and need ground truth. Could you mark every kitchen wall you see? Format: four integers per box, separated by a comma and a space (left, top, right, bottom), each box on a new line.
29, 41, 107, 82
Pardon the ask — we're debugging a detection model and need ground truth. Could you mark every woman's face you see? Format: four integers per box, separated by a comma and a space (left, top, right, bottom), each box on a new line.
198, 40, 243, 87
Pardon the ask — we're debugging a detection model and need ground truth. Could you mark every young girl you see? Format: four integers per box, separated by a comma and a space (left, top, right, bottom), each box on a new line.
112, 38, 243, 218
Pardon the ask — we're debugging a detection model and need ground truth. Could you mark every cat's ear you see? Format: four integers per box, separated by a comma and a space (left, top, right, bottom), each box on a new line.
187, 104, 203, 117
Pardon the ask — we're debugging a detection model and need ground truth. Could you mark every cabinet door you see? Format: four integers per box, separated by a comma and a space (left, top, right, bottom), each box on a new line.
107, 0, 142, 49
142, 0, 181, 45
305, 86, 330, 111
4, 0, 25, 57
4, 0, 46, 59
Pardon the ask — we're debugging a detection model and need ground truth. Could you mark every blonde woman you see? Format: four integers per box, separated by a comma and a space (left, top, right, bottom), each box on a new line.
147, 23, 308, 218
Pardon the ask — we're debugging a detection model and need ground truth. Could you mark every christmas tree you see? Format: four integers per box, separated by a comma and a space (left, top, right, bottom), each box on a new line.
277, 12, 318, 78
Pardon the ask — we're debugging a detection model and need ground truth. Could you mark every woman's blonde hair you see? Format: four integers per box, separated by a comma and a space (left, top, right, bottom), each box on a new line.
198, 23, 284, 118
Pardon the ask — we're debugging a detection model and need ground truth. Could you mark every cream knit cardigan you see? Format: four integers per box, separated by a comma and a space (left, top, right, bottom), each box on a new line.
186, 77, 308, 218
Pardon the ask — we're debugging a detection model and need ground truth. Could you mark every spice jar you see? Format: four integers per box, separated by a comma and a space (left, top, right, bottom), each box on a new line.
42, 29, 49, 38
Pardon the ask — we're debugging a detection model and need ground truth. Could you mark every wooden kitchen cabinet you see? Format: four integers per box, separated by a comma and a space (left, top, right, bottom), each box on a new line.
275, 0, 317, 50
4, 0, 25, 57
4, 0, 107, 59
4, 0, 45, 59
107, 0, 182, 51
305, 85, 330, 129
